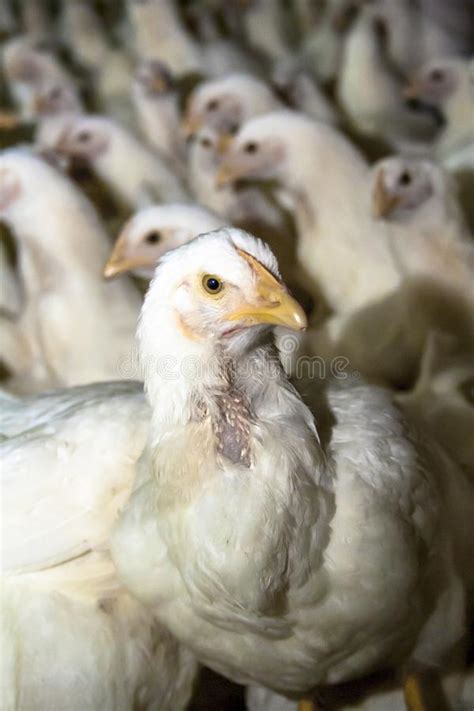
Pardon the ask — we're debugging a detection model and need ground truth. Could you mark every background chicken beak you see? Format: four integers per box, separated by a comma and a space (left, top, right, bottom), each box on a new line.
182, 114, 201, 139
402, 82, 420, 99
0, 110, 19, 129
103, 236, 150, 279
227, 250, 307, 330
216, 162, 241, 188
216, 134, 234, 155
372, 170, 401, 218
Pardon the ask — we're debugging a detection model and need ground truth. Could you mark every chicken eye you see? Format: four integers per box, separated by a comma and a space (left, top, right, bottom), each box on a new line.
146, 231, 161, 244
77, 130, 91, 143
244, 142, 258, 154
399, 171, 412, 186
202, 275, 223, 294
207, 99, 219, 112
430, 69, 444, 83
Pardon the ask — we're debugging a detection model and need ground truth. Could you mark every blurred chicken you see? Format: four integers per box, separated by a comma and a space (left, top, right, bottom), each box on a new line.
20, 0, 51, 40
2, 35, 82, 123
60, 1, 135, 127
0, 147, 141, 392
299, 0, 357, 84
405, 56, 474, 161
104, 203, 225, 280
417, 0, 474, 63
131, 60, 186, 175
183, 73, 282, 140
187, 127, 298, 288
126, 0, 259, 77
0, 380, 198, 711
337, 6, 438, 148
218, 111, 401, 313
50, 114, 189, 209
372, 0, 472, 76
0, 0, 16, 37
238, 0, 291, 62
271, 61, 339, 125
126, 0, 201, 73
300, 156, 473, 388
371, 156, 473, 295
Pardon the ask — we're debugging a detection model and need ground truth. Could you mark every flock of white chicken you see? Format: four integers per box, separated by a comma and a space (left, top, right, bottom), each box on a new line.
1, 0, 473, 710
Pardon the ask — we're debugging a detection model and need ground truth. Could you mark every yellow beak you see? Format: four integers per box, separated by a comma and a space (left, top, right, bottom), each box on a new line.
402, 81, 421, 100
216, 133, 234, 155
103, 235, 152, 279
182, 113, 201, 139
215, 161, 243, 189
372, 170, 401, 219
227, 250, 307, 331
0, 110, 19, 129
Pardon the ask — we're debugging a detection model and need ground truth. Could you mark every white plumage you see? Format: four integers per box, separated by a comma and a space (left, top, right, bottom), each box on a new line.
0, 148, 141, 391
371, 155, 474, 294
0, 381, 197, 711
131, 60, 186, 176
218, 111, 401, 313
50, 114, 189, 208
111, 230, 474, 703
104, 203, 226, 280
2, 35, 82, 122
1, 1, 473, 708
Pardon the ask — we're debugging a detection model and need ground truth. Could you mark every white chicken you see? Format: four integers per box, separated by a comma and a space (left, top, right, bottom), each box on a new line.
0, 380, 198, 711
238, 0, 291, 63
371, 155, 474, 294
126, 0, 259, 78
299, 156, 473, 388
336, 5, 438, 147
187, 127, 299, 290
298, 0, 356, 85
49, 114, 189, 209
126, 0, 202, 74
104, 203, 225, 280
131, 60, 186, 175
60, 1, 135, 128
110, 228, 474, 708
271, 61, 339, 125
404, 56, 474, 161
217, 111, 401, 313
2, 35, 81, 123
0, 147, 141, 392
187, 128, 283, 226
183, 72, 282, 140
